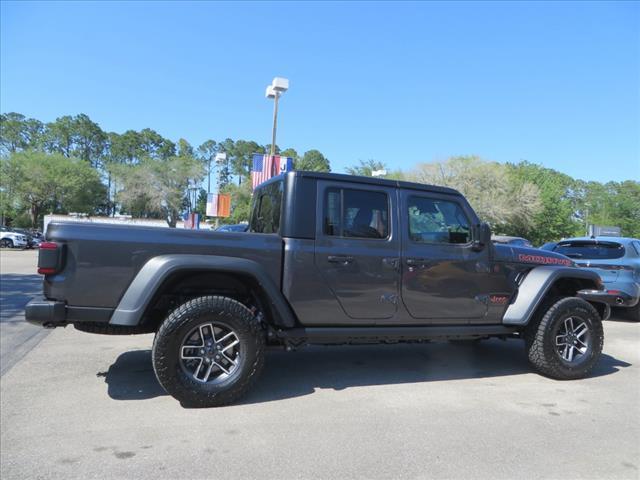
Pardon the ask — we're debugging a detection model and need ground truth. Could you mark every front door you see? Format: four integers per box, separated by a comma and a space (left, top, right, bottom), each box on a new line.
400, 190, 492, 322
314, 181, 400, 320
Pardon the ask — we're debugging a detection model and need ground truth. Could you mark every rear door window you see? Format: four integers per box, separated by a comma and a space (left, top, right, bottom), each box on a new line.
324, 188, 389, 239
553, 241, 625, 259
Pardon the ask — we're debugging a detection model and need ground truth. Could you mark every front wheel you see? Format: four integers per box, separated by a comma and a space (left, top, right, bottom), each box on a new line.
1, 238, 14, 248
525, 297, 603, 380
152, 296, 265, 407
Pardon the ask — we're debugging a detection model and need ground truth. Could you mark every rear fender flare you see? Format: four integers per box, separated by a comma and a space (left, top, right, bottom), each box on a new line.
109, 255, 297, 328
503, 266, 601, 326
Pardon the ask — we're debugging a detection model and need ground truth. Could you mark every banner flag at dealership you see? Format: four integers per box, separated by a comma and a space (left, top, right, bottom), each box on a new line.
183, 212, 200, 229
206, 193, 231, 217
251, 154, 293, 190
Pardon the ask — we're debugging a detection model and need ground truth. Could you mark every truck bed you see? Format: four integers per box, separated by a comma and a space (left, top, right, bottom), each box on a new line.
44, 222, 283, 308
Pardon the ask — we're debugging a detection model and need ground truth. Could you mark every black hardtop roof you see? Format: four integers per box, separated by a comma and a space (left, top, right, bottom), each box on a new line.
262, 171, 462, 196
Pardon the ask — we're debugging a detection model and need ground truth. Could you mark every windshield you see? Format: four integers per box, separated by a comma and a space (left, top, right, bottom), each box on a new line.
553, 241, 625, 260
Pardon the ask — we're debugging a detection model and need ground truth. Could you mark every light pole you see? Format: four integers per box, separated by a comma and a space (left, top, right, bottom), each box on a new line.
584, 202, 591, 236
265, 77, 289, 157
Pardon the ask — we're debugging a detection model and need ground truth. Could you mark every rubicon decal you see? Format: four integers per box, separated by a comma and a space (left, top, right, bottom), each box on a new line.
518, 254, 573, 266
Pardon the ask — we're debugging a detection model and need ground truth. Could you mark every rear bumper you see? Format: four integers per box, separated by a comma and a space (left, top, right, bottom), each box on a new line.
25, 297, 67, 327
601, 281, 640, 307
25, 297, 113, 328
577, 288, 638, 308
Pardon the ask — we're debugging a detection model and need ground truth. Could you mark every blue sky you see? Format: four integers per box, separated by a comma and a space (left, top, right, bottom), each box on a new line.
1, 1, 638, 182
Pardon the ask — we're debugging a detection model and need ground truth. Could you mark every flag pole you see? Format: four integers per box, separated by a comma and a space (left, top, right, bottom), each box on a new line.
270, 91, 279, 158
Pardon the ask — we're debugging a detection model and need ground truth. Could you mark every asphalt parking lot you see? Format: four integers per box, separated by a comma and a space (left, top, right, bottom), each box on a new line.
1, 249, 639, 480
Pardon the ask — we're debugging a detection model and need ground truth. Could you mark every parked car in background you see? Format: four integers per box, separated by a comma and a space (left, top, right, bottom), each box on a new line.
544, 237, 640, 320
215, 223, 249, 232
540, 241, 558, 251
492, 235, 534, 248
0, 227, 29, 249
11, 228, 41, 249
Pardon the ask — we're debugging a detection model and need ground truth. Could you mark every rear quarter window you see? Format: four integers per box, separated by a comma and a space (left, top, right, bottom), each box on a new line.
250, 180, 283, 234
554, 241, 625, 260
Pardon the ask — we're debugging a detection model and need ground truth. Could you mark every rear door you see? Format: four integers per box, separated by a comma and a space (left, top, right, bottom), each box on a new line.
314, 181, 400, 320
399, 190, 492, 322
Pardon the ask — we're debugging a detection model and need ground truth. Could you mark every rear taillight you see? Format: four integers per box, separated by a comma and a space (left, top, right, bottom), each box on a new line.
37, 242, 61, 275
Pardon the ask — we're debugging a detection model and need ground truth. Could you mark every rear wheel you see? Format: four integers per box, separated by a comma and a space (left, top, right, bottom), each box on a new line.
525, 297, 603, 380
1, 238, 14, 248
152, 296, 265, 407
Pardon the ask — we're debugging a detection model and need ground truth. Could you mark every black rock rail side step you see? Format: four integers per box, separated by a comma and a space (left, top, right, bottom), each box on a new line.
275, 325, 519, 345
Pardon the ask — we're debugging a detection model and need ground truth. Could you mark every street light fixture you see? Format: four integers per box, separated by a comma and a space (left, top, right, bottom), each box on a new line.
265, 77, 289, 158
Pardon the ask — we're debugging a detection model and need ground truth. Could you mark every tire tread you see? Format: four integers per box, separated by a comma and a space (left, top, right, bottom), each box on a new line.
525, 297, 603, 380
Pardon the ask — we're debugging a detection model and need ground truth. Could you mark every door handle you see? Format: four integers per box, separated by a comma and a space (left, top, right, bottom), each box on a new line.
382, 257, 399, 270
327, 255, 354, 265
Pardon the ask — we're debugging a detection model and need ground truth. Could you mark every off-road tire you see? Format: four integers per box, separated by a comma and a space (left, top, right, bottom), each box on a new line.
525, 297, 603, 380
152, 296, 265, 407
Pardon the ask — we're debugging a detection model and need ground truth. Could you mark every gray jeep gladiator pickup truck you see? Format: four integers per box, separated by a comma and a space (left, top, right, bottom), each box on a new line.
26, 171, 620, 407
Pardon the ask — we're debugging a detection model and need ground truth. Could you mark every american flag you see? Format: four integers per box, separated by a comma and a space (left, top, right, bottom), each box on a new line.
183, 212, 200, 229
205, 193, 217, 217
251, 154, 293, 190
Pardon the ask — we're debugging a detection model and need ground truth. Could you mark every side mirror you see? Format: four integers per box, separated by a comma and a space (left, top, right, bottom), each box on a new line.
471, 222, 491, 251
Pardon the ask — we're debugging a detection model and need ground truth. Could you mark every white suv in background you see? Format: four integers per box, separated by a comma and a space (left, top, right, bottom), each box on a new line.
0, 228, 28, 249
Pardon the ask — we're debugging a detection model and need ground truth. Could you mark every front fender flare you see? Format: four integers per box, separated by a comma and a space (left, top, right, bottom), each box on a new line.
109, 254, 297, 328
503, 266, 601, 326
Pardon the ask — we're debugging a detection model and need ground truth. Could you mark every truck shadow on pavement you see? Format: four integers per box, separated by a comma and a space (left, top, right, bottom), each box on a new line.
98, 339, 631, 405
0, 274, 41, 322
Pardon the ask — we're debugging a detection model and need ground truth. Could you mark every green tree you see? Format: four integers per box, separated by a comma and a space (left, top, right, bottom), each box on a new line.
138, 128, 175, 159
177, 138, 194, 158
108, 130, 143, 164
346, 159, 387, 177
576, 180, 640, 238
264, 144, 280, 156
280, 148, 299, 164
0, 151, 106, 227
296, 149, 330, 172
0, 112, 44, 153
112, 155, 204, 227
44, 115, 77, 157
197, 139, 218, 193
507, 161, 580, 244
612, 181, 640, 238
410, 156, 542, 236
216, 138, 235, 189
220, 182, 252, 224
232, 140, 264, 184
72, 114, 107, 168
